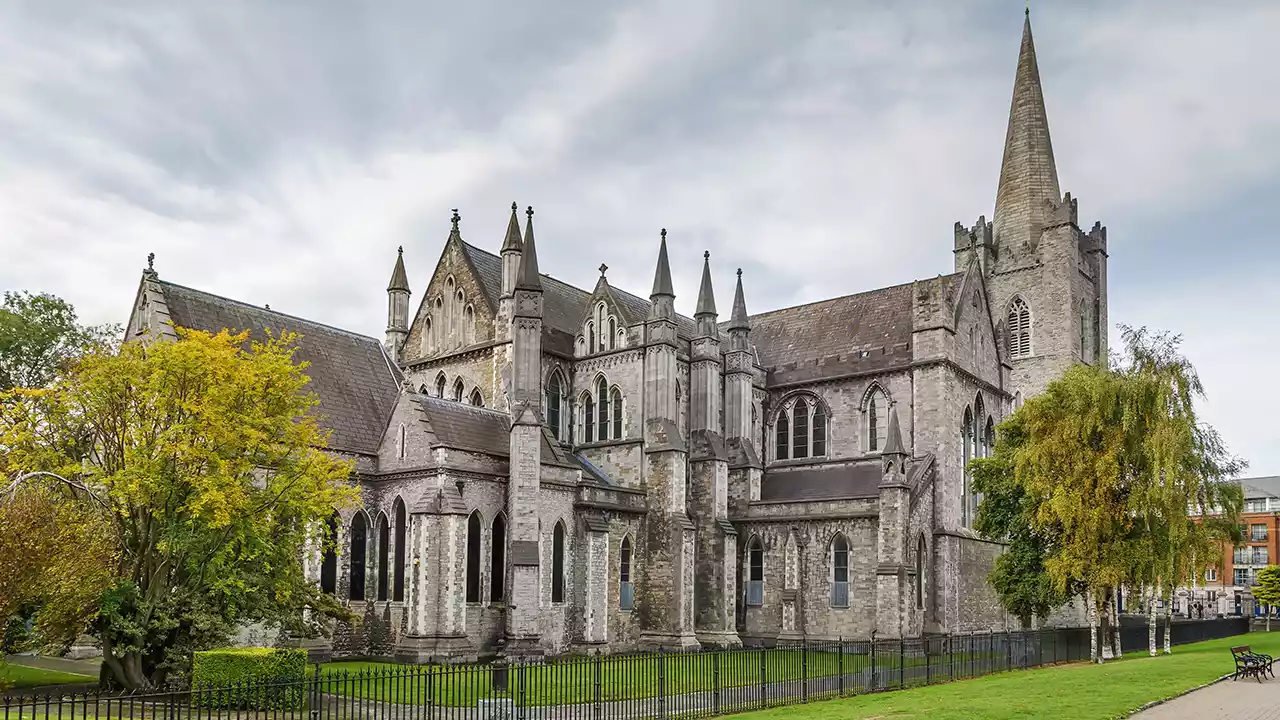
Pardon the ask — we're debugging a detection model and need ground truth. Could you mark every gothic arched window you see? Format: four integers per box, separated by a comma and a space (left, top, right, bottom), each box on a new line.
453, 378, 465, 402
596, 377, 610, 441
582, 391, 595, 443
546, 371, 564, 440
962, 407, 975, 527
490, 513, 506, 603
831, 534, 849, 607
611, 387, 623, 440
464, 304, 475, 345
587, 322, 596, 354
465, 511, 482, 603
423, 316, 433, 355
775, 412, 789, 461
776, 395, 828, 461
397, 423, 406, 460
393, 499, 406, 602
349, 512, 367, 601
1007, 297, 1032, 358
985, 416, 996, 457
619, 536, 634, 610
792, 398, 810, 459
551, 521, 566, 603
974, 395, 986, 457
435, 373, 446, 399
866, 386, 889, 452
608, 318, 617, 350
469, 388, 484, 407
746, 537, 764, 606
916, 535, 927, 610
376, 512, 390, 601
320, 514, 338, 595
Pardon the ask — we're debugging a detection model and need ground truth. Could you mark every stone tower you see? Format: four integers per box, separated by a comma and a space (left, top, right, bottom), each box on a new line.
504, 206, 545, 658
385, 246, 411, 362
688, 252, 741, 648
725, 270, 761, 512
638, 230, 699, 650
497, 202, 524, 338
974, 9, 1109, 401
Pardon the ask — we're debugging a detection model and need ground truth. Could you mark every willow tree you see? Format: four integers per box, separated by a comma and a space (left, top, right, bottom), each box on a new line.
0, 328, 356, 689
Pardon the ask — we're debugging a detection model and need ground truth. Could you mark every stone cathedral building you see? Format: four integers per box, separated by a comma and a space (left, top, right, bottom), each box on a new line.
124, 12, 1106, 661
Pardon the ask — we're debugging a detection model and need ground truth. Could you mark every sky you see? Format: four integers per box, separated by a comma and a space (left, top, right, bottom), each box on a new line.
1, 0, 1277, 475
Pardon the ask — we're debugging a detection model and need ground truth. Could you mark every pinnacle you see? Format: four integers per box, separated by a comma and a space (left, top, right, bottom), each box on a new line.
883, 402, 906, 457
993, 9, 1060, 250
695, 250, 717, 317
650, 229, 675, 298
387, 246, 410, 292
727, 268, 750, 331
502, 201, 523, 253
516, 206, 542, 291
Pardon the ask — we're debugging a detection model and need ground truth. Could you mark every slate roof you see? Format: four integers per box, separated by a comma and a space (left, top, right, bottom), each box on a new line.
410, 394, 570, 465
760, 462, 883, 502
1241, 476, 1280, 500
460, 242, 696, 355
747, 280, 923, 386
158, 281, 401, 455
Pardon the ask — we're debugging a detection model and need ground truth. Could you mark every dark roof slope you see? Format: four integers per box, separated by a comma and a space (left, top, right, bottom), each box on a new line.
460, 242, 695, 354
760, 463, 882, 501
748, 281, 919, 386
412, 394, 570, 465
159, 281, 401, 455
1241, 476, 1280, 499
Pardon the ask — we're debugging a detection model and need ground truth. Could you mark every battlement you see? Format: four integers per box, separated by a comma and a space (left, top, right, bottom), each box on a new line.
953, 215, 994, 252
1043, 191, 1079, 229
1081, 220, 1108, 254
765, 342, 912, 386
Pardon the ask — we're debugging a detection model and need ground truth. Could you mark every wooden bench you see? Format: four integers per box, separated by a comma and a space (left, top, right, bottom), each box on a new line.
1231, 646, 1273, 682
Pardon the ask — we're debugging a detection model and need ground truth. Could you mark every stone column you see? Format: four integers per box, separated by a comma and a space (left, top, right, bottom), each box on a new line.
395, 486, 476, 663
583, 519, 610, 645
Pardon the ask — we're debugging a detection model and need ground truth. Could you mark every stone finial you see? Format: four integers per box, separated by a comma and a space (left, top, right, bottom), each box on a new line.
450, 209, 461, 237
650, 229, 675, 299
516, 206, 541, 291
599, 263, 608, 277
727, 267, 750, 331
695, 250, 717, 317
147, 252, 155, 271
502, 202, 523, 252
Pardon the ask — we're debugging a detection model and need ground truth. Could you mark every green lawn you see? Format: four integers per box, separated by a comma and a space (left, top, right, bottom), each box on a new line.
0, 661, 95, 689
725, 633, 1280, 720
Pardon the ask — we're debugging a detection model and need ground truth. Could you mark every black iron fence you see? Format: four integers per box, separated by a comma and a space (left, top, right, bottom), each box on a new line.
0, 619, 1251, 720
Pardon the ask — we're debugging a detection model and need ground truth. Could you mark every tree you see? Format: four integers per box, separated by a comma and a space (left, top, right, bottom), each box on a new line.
973, 326, 1242, 662
0, 327, 356, 689
0, 291, 119, 391
1254, 566, 1280, 632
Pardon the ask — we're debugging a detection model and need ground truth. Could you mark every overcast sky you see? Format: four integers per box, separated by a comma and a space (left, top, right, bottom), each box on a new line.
1, 1, 1277, 475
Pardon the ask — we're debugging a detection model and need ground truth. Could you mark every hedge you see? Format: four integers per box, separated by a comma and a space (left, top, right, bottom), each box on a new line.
191, 647, 308, 710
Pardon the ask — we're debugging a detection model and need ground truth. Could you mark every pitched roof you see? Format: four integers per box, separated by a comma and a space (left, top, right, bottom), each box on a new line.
158, 281, 401, 455
410, 394, 571, 465
459, 242, 696, 354
1240, 477, 1280, 500
760, 462, 882, 502
747, 280, 918, 385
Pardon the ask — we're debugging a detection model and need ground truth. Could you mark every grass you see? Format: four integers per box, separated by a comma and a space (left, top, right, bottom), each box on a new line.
726, 633, 1280, 720
0, 661, 95, 689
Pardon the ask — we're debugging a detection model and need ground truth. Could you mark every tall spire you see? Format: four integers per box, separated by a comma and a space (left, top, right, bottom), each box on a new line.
727, 268, 750, 331
882, 402, 906, 458
992, 9, 1061, 250
516, 206, 542, 291
695, 251, 716, 316
651, 229, 674, 298
501, 201, 523, 252
387, 246, 410, 292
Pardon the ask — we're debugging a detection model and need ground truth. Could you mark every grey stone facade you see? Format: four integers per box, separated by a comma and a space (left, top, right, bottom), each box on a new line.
121, 11, 1106, 660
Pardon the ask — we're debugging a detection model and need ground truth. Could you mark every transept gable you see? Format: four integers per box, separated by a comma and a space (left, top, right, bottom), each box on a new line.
574, 276, 635, 357
405, 230, 496, 363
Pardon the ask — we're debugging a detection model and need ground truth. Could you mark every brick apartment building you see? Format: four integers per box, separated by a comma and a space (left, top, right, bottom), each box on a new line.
1175, 476, 1280, 618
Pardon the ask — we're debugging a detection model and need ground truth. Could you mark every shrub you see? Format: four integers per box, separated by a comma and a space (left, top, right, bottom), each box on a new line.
191, 647, 308, 710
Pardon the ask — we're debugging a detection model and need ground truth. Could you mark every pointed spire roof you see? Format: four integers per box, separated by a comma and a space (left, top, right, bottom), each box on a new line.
727, 268, 750, 331
387, 246, 410, 292
651, 229, 674, 298
695, 251, 717, 316
992, 9, 1061, 248
516, 206, 542, 291
501, 201, 523, 253
883, 402, 906, 457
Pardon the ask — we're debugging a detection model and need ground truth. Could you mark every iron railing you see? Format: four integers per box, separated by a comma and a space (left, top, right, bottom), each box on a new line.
0, 619, 1251, 720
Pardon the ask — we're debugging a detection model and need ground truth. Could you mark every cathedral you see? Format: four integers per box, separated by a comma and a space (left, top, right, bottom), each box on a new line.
124, 11, 1107, 662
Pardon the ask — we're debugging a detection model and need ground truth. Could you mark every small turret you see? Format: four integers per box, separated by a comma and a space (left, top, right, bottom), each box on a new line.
500, 202, 523, 298
649, 229, 675, 321
881, 402, 908, 474
516, 206, 542, 292
694, 250, 718, 338
385, 246, 411, 362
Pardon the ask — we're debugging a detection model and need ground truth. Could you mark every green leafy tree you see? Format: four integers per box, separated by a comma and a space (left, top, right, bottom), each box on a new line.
0, 291, 120, 390
1253, 566, 1280, 632
0, 327, 356, 689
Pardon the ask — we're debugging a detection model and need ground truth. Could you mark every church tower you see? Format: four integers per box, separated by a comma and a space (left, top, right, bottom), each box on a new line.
973, 9, 1109, 401
385, 247, 411, 363
638, 230, 699, 650
504, 206, 545, 658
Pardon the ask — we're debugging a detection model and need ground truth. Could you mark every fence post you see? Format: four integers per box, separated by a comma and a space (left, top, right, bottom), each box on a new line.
837, 637, 845, 696
870, 633, 877, 691
899, 637, 905, 689
801, 642, 808, 701
713, 650, 721, 715
969, 632, 975, 678
593, 652, 602, 720
517, 663, 526, 720
658, 647, 667, 720
758, 647, 767, 710
926, 636, 932, 685
1007, 631, 1013, 670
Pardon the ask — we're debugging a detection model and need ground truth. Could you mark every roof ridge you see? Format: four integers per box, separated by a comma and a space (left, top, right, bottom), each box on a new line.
744, 273, 959, 322
157, 280, 383, 345
415, 393, 512, 419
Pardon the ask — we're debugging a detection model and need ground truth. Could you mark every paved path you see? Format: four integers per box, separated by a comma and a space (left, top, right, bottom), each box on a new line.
1134, 676, 1280, 719
3, 653, 100, 676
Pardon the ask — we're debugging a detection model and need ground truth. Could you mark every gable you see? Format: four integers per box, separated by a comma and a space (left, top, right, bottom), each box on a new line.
404, 237, 497, 363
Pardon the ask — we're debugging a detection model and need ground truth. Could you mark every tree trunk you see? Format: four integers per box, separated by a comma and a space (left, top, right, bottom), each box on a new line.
1163, 588, 1173, 654
1091, 591, 1105, 663
1111, 588, 1123, 659
1147, 586, 1157, 657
